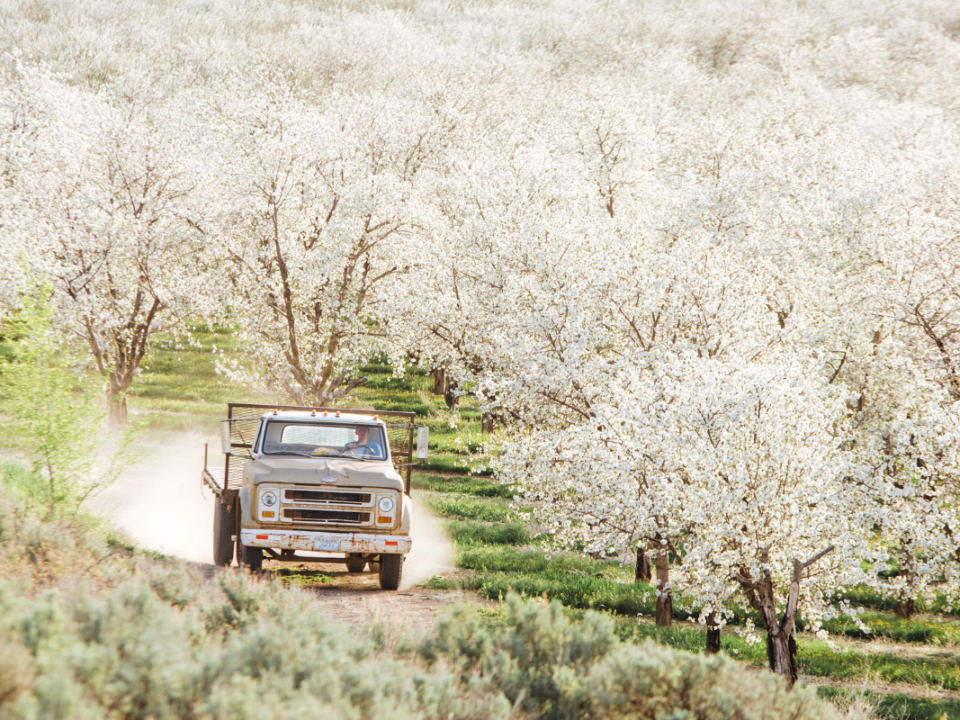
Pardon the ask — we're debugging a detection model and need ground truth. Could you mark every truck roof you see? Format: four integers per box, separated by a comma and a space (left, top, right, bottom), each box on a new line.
260, 410, 386, 425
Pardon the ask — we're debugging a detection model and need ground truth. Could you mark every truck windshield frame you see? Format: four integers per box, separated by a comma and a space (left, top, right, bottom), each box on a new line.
259, 421, 389, 461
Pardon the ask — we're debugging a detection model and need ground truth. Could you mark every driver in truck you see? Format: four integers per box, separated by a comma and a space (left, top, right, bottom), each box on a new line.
341, 425, 383, 457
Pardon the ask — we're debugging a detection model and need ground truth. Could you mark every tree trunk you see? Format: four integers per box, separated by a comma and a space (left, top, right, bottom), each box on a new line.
481, 412, 496, 433
106, 382, 128, 429
896, 537, 917, 620
444, 379, 459, 409
432, 367, 447, 395
740, 548, 833, 690
655, 552, 672, 626
765, 631, 798, 687
706, 613, 721, 654
635, 547, 652, 583
895, 598, 916, 619
706, 627, 721, 654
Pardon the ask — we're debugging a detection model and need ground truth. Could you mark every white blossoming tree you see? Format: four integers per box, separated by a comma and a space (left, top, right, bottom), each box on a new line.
2, 62, 205, 424
204, 79, 439, 405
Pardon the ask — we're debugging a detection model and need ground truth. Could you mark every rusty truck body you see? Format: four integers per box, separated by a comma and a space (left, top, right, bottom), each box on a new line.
202, 403, 426, 590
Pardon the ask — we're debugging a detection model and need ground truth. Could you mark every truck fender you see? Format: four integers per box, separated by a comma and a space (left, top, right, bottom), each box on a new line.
239, 485, 254, 528
400, 493, 413, 535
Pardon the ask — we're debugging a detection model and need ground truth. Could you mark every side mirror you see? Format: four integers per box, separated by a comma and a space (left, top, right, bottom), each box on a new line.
221, 420, 232, 455
416, 426, 429, 459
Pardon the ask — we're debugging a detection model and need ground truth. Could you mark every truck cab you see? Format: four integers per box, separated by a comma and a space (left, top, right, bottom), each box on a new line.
203, 404, 424, 590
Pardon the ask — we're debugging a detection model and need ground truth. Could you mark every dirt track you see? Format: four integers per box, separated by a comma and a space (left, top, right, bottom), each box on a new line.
263, 561, 491, 635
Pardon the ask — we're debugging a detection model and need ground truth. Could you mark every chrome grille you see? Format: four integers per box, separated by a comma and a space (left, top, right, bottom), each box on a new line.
277, 485, 377, 528
282, 489, 372, 505
282, 508, 370, 525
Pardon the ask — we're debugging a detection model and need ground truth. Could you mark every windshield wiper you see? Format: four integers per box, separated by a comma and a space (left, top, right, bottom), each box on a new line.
267, 450, 315, 458
324, 453, 379, 461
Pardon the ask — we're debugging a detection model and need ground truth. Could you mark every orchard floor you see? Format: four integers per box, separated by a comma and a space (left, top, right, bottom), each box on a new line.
265, 561, 493, 634
127, 334, 960, 719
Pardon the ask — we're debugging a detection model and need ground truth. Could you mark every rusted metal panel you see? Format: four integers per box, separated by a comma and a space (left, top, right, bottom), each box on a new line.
202, 467, 223, 497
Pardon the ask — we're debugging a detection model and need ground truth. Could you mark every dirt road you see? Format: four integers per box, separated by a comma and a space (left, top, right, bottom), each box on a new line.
264, 561, 490, 634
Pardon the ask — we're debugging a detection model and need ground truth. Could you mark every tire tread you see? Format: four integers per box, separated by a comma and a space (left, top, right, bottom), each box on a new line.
378, 554, 403, 590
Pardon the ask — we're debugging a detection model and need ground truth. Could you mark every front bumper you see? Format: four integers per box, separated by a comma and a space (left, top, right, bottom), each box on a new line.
239, 528, 411, 554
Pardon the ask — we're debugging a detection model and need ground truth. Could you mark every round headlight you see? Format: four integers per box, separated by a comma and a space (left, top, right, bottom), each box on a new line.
378, 497, 395, 513
261, 490, 278, 507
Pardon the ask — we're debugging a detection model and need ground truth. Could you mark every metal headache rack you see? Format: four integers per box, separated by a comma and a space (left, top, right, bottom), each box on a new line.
202, 402, 419, 505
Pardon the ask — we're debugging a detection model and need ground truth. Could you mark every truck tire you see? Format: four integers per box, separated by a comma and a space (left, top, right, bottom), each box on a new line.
241, 544, 263, 573
213, 500, 237, 567
378, 554, 403, 590
346, 553, 367, 573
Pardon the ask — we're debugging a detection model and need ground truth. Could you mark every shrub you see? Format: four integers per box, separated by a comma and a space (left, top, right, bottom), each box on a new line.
0, 281, 134, 521
421, 595, 849, 720
0, 484, 859, 720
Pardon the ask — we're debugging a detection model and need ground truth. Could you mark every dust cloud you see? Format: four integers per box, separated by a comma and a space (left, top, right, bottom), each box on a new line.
97, 430, 218, 565
401, 499, 456, 589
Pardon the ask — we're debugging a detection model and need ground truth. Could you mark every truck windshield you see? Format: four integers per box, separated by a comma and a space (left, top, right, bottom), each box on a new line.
260, 422, 388, 460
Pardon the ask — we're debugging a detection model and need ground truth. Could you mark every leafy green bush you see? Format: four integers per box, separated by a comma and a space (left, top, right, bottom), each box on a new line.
0, 282, 133, 520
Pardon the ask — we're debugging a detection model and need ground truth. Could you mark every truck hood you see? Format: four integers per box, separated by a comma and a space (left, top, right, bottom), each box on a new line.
244, 456, 405, 492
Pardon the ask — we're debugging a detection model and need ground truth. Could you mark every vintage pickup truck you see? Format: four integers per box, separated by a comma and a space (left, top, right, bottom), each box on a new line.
202, 403, 427, 590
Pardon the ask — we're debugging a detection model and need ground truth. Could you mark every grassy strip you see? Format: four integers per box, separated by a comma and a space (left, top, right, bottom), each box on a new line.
800, 648, 960, 691
445, 520, 530, 546
413, 472, 514, 498
458, 545, 624, 577
816, 686, 960, 720
426, 495, 516, 523
453, 546, 661, 616
454, 549, 960, 694
134, 325, 255, 429
417, 453, 492, 475
840, 586, 960, 618
824, 611, 960, 645
616, 618, 960, 694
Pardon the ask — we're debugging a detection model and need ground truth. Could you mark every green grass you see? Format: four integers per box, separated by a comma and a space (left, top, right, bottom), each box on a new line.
272, 567, 335, 587
838, 585, 960, 618
619, 617, 960, 693
457, 545, 619, 576
452, 546, 666, 617
412, 472, 515, 498
824, 611, 960, 645
816, 687, 960, 720
445, 520, 530, 545
132, 325, 265, 430
425, 495, 516, 523
418, 453, 492, 475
